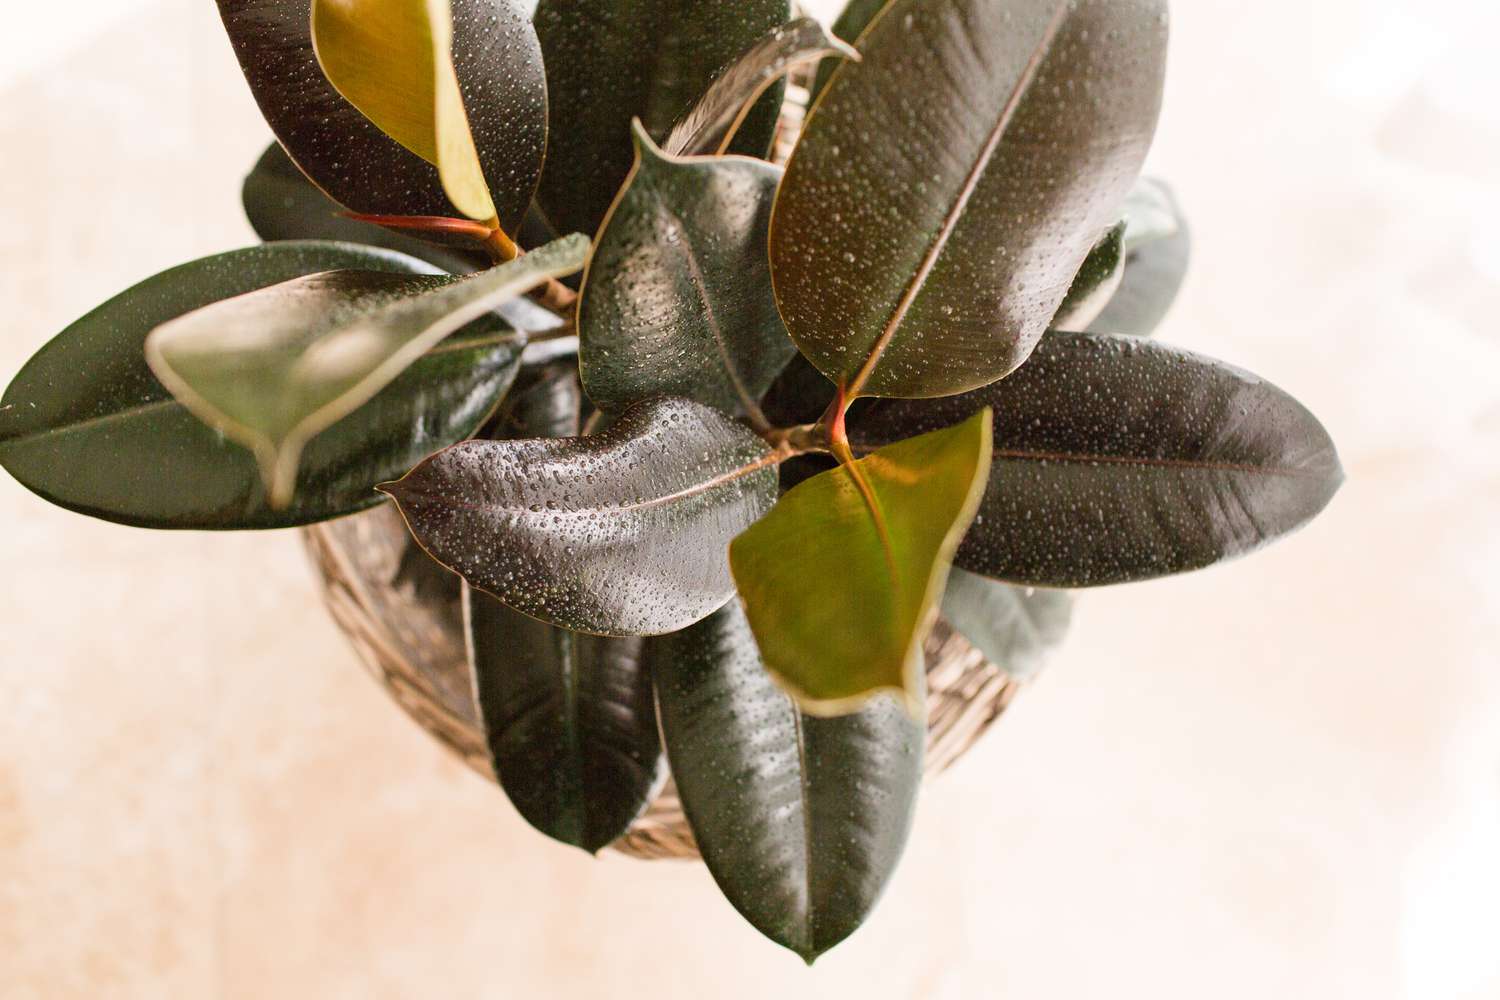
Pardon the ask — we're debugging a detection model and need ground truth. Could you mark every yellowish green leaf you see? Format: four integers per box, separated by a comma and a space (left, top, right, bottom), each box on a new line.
311, 0, 495, 221
729, 409, 993, 715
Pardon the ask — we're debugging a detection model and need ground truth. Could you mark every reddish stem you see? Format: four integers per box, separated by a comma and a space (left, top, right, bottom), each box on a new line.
338, 212, 497, 240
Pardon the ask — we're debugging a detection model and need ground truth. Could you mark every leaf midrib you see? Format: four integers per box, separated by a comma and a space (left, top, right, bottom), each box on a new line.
399, 450, 781, 517
0, 332, 518, 450
852, 442, 1330, 479
845, 0, 1072, 397
657, 199, 764, 422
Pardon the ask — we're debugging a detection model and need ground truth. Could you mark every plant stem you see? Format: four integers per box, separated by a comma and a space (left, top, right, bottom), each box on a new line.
532, 277, 579, 314
760, 423, 830, 462
821, 383, 856, 466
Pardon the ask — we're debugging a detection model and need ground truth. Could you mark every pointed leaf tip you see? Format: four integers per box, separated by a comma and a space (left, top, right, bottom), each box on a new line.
579, 126, 793, 419
853, 333, 1342, 586
650, 602, 922, 960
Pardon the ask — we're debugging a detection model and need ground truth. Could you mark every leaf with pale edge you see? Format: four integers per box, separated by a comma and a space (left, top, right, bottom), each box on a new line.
311, 0, 494, 220
730, 409, 992, 713
0, 242, 521, 529
144, 235, 587, 508
216, 0, 544, 234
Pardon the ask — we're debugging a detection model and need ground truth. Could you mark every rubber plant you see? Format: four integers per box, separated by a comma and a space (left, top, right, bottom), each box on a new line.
0, 0, 1342, 962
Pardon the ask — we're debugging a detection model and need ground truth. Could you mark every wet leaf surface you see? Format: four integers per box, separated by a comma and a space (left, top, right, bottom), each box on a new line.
382, 396, 780, 636
217, 0, 544, 234
852, 332, 1344, 586
144, 235, 588, 507
533, 0, 790, 236
0, 242, 520, 529
467, 364, 662, 853
311, 0, 495, 220
650, 601, 922, 963
770, 0, 1168, 398
579, 123, 794, 420
730, 410, 992, 712
808, 0, 886, 101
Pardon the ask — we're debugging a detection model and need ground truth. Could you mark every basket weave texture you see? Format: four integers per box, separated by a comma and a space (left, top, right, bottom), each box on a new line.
303, 505, 1021, 860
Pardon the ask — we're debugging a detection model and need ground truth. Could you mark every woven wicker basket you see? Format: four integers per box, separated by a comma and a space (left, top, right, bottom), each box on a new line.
303, 504, 1021, 860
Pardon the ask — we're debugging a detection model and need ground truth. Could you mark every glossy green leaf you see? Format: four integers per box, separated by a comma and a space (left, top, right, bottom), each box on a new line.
144, 235, 588, 508
466, 364, 662, 852
311, 0, 495, 220
939, 569, 1072, 683
486, 357, 584, 441
851, 332, 1344, 587
469, 595, 662, 852
650, 602, 921, 962
217, 0, 544, 235
663, 17, 857, 156
769, 0, 1168, 398
1088, 178, 1192, 338
1053, 223, 1126, 331
0, 243, 520, 529
243, 142, 490, 274
533, 0, 790, 237
381, 396, 780, 636
729, 409, 992, 713
578, 122, 795, 421
808, 0, 886, 101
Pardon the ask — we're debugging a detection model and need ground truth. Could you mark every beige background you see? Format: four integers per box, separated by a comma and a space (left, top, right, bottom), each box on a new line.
2, 1, 1498, 997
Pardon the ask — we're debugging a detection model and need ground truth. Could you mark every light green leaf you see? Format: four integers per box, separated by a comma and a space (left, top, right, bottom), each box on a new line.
144, 234, 588, 508
729, 409, 992, 714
